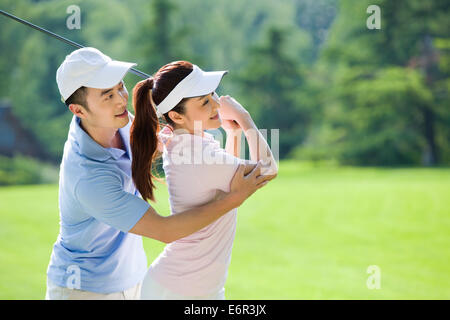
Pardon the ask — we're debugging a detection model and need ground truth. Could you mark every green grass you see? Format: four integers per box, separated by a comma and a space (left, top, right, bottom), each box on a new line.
0, 161, 449, 299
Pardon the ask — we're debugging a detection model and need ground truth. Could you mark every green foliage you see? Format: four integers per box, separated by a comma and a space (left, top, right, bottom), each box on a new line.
1, 0, 141, 161
294, 0, 338, 61
297, 0, 450, 166
130, 0, 194, 75
1, 0, 448, 167
298, 67, 435, 166
0, 155, 58, 186
236, 27, 313, 158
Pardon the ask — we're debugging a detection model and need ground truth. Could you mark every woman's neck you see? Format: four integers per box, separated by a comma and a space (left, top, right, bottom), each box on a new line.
171, 124, 204, 137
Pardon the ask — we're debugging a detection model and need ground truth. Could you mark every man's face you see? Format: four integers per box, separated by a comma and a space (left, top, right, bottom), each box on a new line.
80, 80, 130, 129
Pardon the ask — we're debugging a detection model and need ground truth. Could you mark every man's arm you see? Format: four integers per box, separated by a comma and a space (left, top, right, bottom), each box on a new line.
129, 161, 272, 243
130, 191, 239, 243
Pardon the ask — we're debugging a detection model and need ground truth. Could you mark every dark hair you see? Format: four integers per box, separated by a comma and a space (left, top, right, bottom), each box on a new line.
130, 61, 194, 202
65, 86, 89, 110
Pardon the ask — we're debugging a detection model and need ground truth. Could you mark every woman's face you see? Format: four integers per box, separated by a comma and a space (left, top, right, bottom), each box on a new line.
169, 91, 222, 134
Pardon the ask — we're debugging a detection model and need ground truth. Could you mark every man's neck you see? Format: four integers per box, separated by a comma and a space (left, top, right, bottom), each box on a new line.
79, 119, 124, 150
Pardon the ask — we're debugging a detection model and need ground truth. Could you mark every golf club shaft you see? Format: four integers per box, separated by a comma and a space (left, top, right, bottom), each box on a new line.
0, 9, 150, 79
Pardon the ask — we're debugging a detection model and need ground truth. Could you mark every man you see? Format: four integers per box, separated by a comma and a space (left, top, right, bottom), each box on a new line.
45, 47, 271, 299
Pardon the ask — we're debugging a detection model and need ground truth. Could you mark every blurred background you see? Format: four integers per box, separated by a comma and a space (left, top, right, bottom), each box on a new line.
0, 0, 449, 299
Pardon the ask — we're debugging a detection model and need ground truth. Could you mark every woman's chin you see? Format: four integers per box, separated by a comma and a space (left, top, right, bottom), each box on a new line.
207, 118, 222, 129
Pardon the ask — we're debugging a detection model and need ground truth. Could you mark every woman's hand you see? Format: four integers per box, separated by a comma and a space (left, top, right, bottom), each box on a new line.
218, 95, 250, 123
223, 119, 242, 157
221, 119, 241, 131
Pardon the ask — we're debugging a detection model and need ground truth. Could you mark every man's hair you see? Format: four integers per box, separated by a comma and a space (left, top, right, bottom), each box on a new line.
65, 86, 89, 110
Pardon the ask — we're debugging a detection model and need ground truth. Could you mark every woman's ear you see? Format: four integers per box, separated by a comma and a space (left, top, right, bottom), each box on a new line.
168, 110, 185, 125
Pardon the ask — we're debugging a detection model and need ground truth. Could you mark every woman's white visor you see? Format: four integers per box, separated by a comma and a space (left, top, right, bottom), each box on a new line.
156, 64, 228, 115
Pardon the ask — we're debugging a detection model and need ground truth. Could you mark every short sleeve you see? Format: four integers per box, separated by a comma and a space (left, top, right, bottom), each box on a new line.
75, 173, 150, 232
193, 148, 248, 193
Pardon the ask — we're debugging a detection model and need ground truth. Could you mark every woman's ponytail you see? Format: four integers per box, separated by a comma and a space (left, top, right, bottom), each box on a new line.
130, 78, 160, 202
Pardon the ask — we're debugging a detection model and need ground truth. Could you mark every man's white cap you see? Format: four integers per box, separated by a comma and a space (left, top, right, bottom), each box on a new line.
156, 65, 228, 115
56, 47, 137, 101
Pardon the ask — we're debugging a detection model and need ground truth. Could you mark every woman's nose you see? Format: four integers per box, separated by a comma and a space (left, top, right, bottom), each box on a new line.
212, 95, 220, 109
212, 92, 221, 107
117, 88, 128, 104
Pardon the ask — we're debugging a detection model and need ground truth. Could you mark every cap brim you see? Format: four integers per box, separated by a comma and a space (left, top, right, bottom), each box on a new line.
185, 70, 228, 98
84, 60, 137, 89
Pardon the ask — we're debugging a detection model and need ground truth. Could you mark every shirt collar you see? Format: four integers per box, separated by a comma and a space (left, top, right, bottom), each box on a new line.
69, 114, 132, 162
106, 146, 127, 160
158, 125, 218, 152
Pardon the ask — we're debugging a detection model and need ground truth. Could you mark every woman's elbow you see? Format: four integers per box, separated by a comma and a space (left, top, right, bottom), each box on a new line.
262, 160, 278, 177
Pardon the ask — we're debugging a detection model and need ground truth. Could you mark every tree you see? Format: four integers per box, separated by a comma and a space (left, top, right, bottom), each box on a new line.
294, 0, 338, 62
131, 0, 193, 75
302, 0, 450, 166
4, 0, 136, 161
237, 27, 313, 159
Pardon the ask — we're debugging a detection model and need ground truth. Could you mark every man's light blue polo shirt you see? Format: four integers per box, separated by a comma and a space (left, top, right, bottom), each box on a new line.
47, 113, 150, 294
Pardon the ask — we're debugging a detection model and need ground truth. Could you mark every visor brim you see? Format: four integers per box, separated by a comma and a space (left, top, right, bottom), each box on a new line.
184, 70, 228, 98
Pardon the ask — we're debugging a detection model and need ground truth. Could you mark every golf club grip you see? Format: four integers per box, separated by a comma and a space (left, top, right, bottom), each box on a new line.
0, 9, 150, 79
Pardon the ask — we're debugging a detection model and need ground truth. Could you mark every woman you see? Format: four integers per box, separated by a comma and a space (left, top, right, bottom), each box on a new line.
130, 61, 278, 300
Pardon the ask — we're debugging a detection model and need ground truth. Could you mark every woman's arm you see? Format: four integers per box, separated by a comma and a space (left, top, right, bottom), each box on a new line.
219, 96, 278, 176
238, 115, 278, 176
223, 124, 263, 175
223, 122, 243, 158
